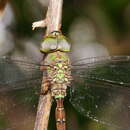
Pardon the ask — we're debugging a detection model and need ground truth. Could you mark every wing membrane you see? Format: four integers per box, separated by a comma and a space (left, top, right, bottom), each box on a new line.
70, 56, 130, 129
72, 56, 130, 86
0, 56, 43, 92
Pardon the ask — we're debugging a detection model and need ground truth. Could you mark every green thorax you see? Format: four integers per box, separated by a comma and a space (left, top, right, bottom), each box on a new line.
44, 51, 71, 84
44, 51, 71, 98
40, 32, 71, 53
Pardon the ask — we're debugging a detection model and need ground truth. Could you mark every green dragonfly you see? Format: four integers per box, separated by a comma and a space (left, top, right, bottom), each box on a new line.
0, 31, 130, 130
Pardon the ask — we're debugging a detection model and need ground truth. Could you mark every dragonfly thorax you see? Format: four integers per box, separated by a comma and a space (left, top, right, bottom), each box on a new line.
48, 62, 70, 83
44, 51, 72, 98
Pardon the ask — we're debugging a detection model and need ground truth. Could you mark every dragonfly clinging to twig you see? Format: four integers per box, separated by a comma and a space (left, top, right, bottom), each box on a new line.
0, 31, 130, 130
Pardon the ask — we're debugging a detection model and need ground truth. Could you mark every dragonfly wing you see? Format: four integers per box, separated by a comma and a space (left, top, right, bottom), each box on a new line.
0, 56, 45, 130
0, 83, 39, 130
72, 56, 130, 86
0, 56, 43, 92
70, 56, 130, 129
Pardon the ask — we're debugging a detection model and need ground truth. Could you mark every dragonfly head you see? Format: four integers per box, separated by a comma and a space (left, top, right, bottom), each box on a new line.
40, 32, 71, 53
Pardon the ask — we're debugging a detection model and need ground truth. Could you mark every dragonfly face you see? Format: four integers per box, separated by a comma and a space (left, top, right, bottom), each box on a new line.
40, 32, 71, 53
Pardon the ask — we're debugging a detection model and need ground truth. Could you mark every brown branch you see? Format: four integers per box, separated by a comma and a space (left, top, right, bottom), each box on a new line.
32, 0, 63, 34
34, 91, 52, 130
34, 0, 63, 130
46, 0, 63, 34
32, 19, 47, 30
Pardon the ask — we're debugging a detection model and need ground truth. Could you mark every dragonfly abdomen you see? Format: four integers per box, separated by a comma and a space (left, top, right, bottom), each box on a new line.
51, 84, 67, 98
55, 98, 66, 130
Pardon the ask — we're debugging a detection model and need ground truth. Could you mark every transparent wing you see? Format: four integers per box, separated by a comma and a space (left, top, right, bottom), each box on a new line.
0, 86, 38, 130
70, 56, 130, 129
0, 56, 45, 129
0, 56, 43, 92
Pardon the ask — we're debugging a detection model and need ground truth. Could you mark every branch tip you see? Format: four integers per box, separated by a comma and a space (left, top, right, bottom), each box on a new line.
32, 19, 46, 30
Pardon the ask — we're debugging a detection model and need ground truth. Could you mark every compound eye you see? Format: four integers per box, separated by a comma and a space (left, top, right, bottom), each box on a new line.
40, 43, 44, 52
41, 42, 44, 48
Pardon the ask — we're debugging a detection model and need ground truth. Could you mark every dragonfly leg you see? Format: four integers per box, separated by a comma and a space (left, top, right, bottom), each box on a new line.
40, 65, 48, 71
40, 77, 51, 95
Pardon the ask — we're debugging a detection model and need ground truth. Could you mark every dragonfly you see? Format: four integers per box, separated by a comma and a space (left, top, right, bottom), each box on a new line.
0, 31, 130, 130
